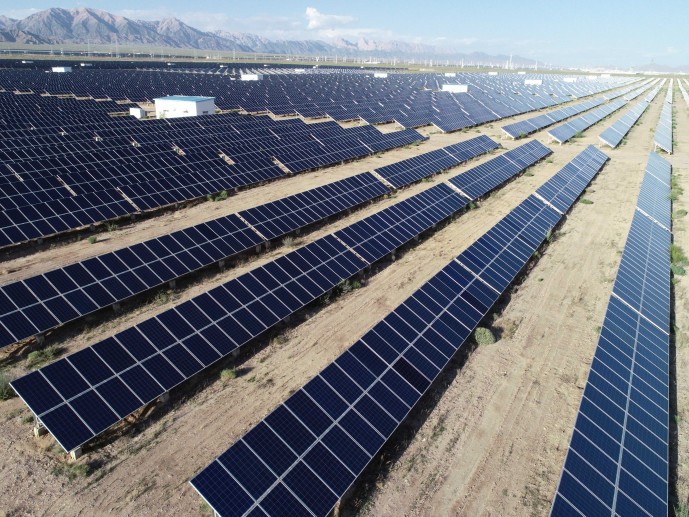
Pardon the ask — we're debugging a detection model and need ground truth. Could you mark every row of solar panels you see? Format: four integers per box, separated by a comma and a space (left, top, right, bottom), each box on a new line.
190, 145, 610, 517
679, 80, 689, 107
10, 139, 553, 453
654, 102, 673, 154
665, 79, 673, 104
501, 97, 605, 139
0, 125, 425, 248
547, 98, 628, 144
0, 71, 632, 133
599, 83, 662, 148
0, 136, 501, 351
551, 151, 672, 517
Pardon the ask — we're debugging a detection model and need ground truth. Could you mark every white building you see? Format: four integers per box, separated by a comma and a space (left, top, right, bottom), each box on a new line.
442, 84, 469, 93
130, 107, 147, 119
373, 72, 388, 78
241, 73, 264, 81
51, 66, 72, 73
153, 96, 215, 119
444, 72, 457, 77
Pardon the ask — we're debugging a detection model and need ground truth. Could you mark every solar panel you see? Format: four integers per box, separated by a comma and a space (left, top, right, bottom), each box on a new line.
449, 139, 551, 199
598, 80, 658, 149
547, 99, 627, 144
373, 135, 499, 188
551, 152, 670, 517
501, 98, 605, 139
238, 172, 390, 241
654, 101, 673, 154
535, 146, 609, 213
190, 146, 610, 517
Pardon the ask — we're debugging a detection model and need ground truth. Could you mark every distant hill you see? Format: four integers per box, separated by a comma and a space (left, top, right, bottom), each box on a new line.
631, 62, 689, 74
0, 7, 537, 66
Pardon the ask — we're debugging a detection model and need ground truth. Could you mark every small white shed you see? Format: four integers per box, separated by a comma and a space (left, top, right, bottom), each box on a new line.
442, 84, 469, 93
373, 72, 388, 78
241, 73, 264, 81
51, 66, 72, 73
130, 107, 147, 119
153, 96, 215, 119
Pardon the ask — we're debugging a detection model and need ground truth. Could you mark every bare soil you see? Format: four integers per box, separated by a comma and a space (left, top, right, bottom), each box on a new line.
0, 82, 677, 517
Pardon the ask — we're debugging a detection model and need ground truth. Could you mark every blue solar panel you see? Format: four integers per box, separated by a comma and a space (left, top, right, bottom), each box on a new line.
191, 147, 610, 517
373, 135, 499, 189
547, 99, 627, 143
551, 151, 670, 517
449, 139, 551, 199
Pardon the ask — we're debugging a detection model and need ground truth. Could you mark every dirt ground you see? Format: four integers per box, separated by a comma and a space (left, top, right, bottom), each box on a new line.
0, 81, 676, 517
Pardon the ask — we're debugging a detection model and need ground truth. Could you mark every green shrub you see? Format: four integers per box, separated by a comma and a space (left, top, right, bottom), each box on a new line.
671, 243, 689, 265
87, 236, 97, 244
220, 369, 237, 381
672, 264, 686, 276
26, 345, 59, 369
106, 222, 119, 232
573, 131, 584, 139
282, 236, 295, 247
215, 190, 228, 202
523, 171, 534, 177
473, 327, 496, 346
675, 209, 687, 219
0, 372, 15, 400
579, 198, 594, 205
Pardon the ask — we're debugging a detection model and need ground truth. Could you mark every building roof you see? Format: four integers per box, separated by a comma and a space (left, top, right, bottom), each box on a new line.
153, 95, 215, 102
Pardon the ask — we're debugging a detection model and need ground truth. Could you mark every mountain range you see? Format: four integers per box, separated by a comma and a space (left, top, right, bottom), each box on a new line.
0, 7, 537, 66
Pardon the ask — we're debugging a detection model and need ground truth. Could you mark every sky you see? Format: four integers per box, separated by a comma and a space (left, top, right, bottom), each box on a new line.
0, 1, 686, 68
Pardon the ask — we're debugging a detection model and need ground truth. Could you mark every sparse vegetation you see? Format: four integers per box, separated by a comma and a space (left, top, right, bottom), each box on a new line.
105, 222, 119, 232
523, 171, 534, 177
220, 369, 237, 381
473, 327, 496, 346
675, 209, 687, 219
671, 243, 688, 266
545, 157, 554, 163
87, 235, 97, 244
26, 346, 60, 369
573, 131, 584, 139
53, 461, 91, 480
282, 236, 296, 247
214, 190, 229, 202
579, 198, 594, 204
0, 372, 16, 400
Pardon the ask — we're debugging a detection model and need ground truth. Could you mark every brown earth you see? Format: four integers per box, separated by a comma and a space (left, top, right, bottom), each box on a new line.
0, 81, 677, 517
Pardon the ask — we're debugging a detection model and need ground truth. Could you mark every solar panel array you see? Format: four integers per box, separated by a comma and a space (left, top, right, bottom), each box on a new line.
665, 79, 673, 104
0, 136, 498, 350
501, 97, 605, 139
547, 98, 627, 144
679, 80, 689, 106
189, 145, 609, 517
0, 116, 425, 248
654, 100, 673, 154
551, 152, 671, 517
599, 83, 662, 148
10, 138, 553, 452
373, 135, 499, 188
448, 139, 551, 199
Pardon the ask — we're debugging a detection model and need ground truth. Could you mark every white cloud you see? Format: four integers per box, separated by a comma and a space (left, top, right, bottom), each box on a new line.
0, 8, 40, 20
305, 7, 354, 30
